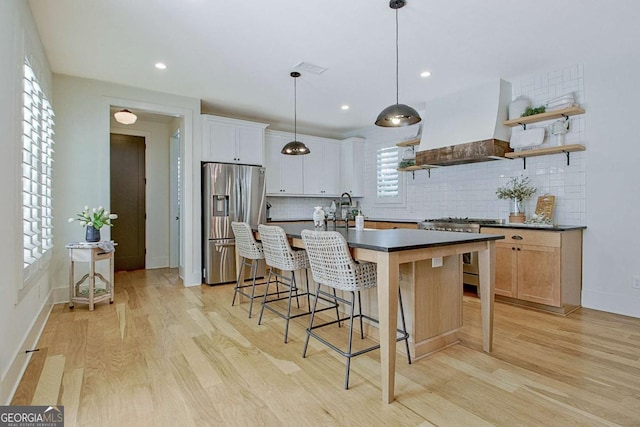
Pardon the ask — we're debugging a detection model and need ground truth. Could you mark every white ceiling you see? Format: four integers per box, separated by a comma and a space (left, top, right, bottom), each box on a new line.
29, 0, 640, 138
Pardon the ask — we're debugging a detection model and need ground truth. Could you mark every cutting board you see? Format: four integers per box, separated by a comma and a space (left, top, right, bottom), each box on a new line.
535, 195, 555, 219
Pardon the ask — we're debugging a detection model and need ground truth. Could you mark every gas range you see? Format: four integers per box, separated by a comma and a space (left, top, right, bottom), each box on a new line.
419, 217, 505, 288
419, 217, 504, 233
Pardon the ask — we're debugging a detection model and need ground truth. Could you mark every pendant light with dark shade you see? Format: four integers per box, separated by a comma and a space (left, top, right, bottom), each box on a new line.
281, 72, 310, 155
375, 0, 422, 127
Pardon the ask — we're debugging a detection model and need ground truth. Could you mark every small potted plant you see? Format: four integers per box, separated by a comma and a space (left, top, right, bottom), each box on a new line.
496, 177, 537, 223
68, 206, 118, 242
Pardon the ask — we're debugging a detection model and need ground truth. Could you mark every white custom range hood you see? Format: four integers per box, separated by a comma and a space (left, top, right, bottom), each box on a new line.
416, 79, 513, 166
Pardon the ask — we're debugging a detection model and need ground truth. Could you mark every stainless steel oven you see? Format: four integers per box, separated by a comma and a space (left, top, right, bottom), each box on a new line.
419, 218, 503, 287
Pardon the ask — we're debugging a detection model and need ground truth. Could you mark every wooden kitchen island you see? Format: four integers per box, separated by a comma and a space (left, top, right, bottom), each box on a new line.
262, 224, 503, 404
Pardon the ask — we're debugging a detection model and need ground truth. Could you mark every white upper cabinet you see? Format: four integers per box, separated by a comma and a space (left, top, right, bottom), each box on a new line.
201, 115, 268, 165
303, 136, 341, 197
340, 137, 365, 197
265, 132, 304, 195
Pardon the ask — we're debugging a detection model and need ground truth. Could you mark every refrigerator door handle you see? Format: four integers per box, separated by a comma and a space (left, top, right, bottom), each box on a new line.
214, 241, 235, 248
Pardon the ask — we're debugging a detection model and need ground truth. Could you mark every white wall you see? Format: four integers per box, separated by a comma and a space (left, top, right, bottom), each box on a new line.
52, 75, 202, 291
110, 118, 171, 269
580, 54, 640, 316
0, 0, 55, 404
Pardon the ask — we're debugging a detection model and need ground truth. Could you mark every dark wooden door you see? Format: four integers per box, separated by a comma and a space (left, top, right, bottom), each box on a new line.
110, 133, 146, 271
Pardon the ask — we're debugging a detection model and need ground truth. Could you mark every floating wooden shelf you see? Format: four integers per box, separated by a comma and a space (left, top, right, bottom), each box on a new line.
506, 144, 586, 169
397, 165, 422, 171
504, 144, 586, 159
504, 106, 585, 127
395, 137, 421, 147
397, 164, 438, 179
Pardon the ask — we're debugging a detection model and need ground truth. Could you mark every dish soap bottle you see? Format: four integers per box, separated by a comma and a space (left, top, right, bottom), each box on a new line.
313, 206, 325, 228
355, 209, 365, 230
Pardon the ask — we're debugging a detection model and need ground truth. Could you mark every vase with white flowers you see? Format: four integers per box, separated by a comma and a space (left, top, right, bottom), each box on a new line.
496, 177, 536, 223
68, 206, 118, 242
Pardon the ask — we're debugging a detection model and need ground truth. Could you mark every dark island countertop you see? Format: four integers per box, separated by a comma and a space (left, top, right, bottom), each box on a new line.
268, 217, 422, 224
258, 223, 504, 253
481, 223, 587, 232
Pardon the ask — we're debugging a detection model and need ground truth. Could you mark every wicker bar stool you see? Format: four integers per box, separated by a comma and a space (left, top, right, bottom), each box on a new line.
300, 229, 411, 389
230, 221, 269, 318
257, 224, 340, 343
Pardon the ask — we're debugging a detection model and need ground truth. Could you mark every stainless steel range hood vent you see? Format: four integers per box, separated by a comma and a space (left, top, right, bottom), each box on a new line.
415, 79, 513, 166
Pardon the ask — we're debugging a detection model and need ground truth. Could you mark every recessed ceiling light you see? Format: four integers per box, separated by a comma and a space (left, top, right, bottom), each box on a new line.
420, 71, 431, 78
341, 105, 350, 110
155, 62, 167, 70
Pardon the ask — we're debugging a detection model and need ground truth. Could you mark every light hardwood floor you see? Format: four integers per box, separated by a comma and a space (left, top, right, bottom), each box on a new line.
12, 268, 640, 426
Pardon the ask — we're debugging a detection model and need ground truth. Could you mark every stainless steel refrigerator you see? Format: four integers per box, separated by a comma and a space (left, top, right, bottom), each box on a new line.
202, 162, 266, 285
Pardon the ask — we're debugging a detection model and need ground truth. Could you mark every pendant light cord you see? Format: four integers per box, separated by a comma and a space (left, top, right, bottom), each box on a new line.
395, 6, 399, 105
294, 75, 297, 140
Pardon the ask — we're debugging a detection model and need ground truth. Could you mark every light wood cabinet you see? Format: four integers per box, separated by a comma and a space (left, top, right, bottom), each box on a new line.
341, 137, 365, 197
481, 227, 583, 315
303, 136, 341, 196
201, 115, 268, 165
265, 132, 303, 195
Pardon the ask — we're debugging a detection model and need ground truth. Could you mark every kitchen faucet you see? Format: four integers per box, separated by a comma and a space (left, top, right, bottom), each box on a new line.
340, 192, 353, 228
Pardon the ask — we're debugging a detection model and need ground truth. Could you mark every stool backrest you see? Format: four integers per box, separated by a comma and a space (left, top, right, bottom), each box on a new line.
231, 222, 263, 260
258, 224, 306, 271
301, 230, 372, 291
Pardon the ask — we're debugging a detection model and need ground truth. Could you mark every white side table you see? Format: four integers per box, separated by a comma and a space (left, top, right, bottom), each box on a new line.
66, 242, 116, 311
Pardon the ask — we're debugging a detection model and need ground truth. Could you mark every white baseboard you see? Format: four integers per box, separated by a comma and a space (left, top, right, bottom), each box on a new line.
146, 257, 169, 269
51, 285, 69, 304
1, 293, 53, 405
582, 290, 640, 318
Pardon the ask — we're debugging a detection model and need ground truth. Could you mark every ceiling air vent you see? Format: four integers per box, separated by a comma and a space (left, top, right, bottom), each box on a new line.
292, 61, 328, 75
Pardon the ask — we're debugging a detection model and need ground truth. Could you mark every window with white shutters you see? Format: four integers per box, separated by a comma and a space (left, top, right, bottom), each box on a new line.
376, 144, 404, 204
22, 58, 54, 284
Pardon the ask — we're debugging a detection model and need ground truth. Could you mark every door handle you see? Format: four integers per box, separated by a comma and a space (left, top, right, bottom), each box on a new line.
511, 235, 523, 240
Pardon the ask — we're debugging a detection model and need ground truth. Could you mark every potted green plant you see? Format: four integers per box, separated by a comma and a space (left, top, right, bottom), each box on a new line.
496, 177, 537, 223
68, 206, 118, 242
